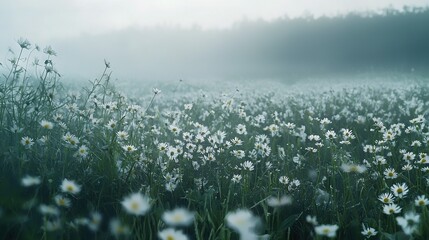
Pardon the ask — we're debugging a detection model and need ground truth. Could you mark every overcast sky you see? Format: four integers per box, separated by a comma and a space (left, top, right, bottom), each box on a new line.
1, 0, 428, 81
1, 0, 428, 43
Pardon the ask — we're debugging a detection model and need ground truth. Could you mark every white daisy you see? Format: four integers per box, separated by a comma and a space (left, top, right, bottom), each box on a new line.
121, 192, 151, 216
162, 208, 195, 227
60, 179, 81, 195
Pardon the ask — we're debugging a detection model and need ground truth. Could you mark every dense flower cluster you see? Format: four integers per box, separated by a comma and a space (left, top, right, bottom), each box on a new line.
1, 40, 429, 239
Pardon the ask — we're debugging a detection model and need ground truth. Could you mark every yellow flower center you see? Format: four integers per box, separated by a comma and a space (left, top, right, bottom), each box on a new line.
116, 226, 125, 233
173, 214, 183, 222
167, 235, 174, 240
131, 202, 139, 211
67, 185, 74, 192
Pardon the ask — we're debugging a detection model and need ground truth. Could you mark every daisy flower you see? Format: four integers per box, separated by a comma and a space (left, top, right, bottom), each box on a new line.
76, 145, 89, 158
38, 136, 48, 145
306, 215, 318, 226
231, 174, 242, 184
116, 131, 129, 141
320, 118, 332, 125
266, 195, 292, 207
361, 224, 378, 238
279, 176, 290, 185
341, 128, 355, 140
325, 130, 337, 140
378, 193, 395, 204
153, 88, 161, 95
122, 145, 137, 153
383, 203, 402, 215
158, 142, 168, 152
414, 195, 429, 207
167, 146, 179, 159
106, 119, 117, 130
236, 124, 247, 135
39, 204, 60, 216
396, 212, 420, 235
402, 164, 413, 171
110, 219, 131, 237
54, 195, 71, 208
88, 212, 102, 232
10, 124, 23, 133
184, 103, 193, 110
42, 219, 62, 232
383, 168, 397, 179
341, 163, 367, 173
391, 183, 409, 198
403, 152, 415, 161
418, 153, 428, 164
158, 228, 188, 240
40, 120, 54, 129
288, 179, 301, 191
62, 132, 79, 148
225, 209, 259, 234
314, 224, 339, 238
169, 125, 181, 135
21, 175, 41, 187
17, 37, 31, 49
21, 136, 34, 149
241, 161, 254, 171
60, 179, 81, 195
121, 192, 151, 216
162, 208, 195, 227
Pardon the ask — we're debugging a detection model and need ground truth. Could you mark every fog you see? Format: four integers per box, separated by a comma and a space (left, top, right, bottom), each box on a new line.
2, 6, 429, 83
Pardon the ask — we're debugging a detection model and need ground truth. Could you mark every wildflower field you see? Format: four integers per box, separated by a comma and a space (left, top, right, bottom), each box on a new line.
1, 40, 429, 240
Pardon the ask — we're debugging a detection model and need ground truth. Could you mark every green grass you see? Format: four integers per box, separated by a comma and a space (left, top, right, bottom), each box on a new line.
0, 39, 428, 240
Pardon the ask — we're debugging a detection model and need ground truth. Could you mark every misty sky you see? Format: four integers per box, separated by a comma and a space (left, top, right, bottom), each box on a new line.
1, 0, 428, 82
1, 0, 428, 42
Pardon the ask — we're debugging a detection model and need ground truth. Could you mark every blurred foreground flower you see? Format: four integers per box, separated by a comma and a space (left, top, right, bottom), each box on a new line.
60, 179, 81, 195
110, 219, 131, 237
266, 195, 292, 207
396, 212, 420, 236
158, 228, 188, 240
21, 175, 41, 187
121, 192, 151, 216
340, 163, 367, 173
225, 209, 260, 236
162, 208, 194, 227
315, 224, 339, 238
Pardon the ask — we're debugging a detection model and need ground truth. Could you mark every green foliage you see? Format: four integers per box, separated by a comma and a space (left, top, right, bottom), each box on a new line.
0, 40, 429, 239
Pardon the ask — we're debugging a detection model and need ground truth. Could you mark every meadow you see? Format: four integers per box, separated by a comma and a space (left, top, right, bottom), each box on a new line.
0, 39, 428, 240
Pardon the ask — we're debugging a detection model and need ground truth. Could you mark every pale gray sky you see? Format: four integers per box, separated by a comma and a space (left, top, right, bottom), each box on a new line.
1, 0, 428, 43
1, 0, 427, 81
